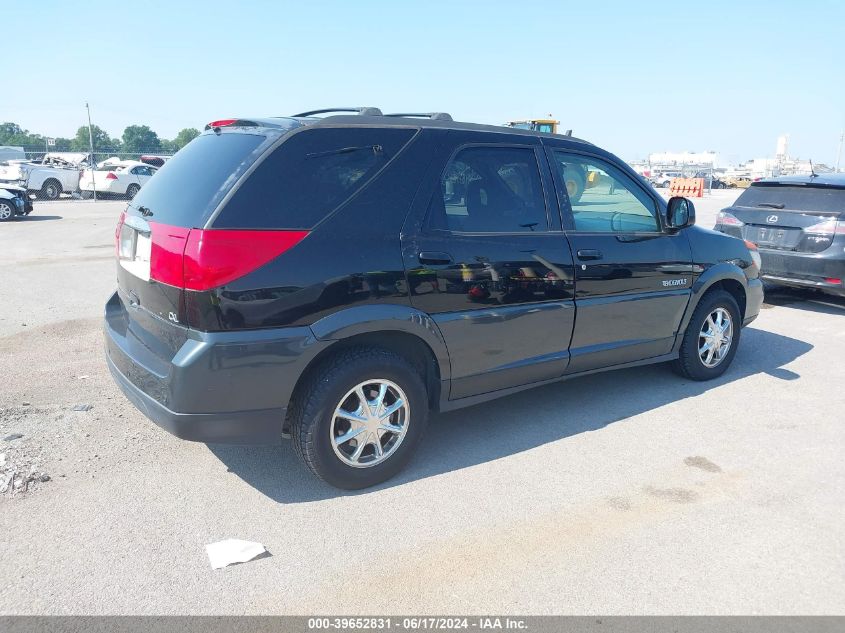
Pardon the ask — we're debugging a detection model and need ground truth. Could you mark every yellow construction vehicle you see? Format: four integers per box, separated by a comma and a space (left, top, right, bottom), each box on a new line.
505, 118, 598, 200
504, 118, 567, 135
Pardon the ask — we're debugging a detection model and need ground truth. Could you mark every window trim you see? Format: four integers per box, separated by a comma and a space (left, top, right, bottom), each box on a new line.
423, 142, 555, 236
544, 146, 667, 235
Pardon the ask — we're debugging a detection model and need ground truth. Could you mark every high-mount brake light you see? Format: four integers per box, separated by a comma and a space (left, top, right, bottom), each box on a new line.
207, 119, 237, 128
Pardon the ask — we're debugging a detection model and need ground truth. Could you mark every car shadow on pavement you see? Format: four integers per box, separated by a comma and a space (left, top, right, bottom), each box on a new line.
763, 287, 845, 315
17, 215, 63, 222
208, 326, 812, 503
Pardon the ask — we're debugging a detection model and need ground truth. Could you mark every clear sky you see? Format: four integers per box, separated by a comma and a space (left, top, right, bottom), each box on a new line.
5, 0, 843, 164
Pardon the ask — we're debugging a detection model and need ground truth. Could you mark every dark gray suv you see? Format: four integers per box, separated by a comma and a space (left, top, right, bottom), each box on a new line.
715, 175, 845, 297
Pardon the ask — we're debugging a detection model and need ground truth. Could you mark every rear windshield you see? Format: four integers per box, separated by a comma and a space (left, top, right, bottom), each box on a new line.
212, 127, 417, 229
128, 131, 269, 227
735, 184, 845, 213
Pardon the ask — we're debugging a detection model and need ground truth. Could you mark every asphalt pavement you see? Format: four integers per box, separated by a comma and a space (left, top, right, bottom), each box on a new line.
0, 192, 843, 615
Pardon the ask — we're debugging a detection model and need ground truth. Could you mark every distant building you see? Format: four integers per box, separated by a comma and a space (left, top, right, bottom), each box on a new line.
635, 136, 834, 180
647, 151, 722, 167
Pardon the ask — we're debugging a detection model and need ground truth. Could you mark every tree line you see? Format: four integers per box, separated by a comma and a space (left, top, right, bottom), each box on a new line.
0, 122, 200, 155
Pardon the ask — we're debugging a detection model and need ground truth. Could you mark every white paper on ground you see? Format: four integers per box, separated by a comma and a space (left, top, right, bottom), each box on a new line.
206, 539, 267, 570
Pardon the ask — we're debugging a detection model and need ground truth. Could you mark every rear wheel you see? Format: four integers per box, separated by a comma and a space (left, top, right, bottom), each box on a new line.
290, 347, 429, 489
126, 184, 140, 200
673, 289, 741, 380
40, 179, 61, 200
0, 200, 15, 221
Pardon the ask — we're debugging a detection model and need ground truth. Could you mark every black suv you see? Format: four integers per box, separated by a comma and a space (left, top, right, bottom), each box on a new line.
715, 175, 845, 297
105, 107, 763, 489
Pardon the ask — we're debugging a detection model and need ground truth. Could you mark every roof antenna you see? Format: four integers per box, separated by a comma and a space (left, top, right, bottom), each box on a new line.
809, 159, 818, 178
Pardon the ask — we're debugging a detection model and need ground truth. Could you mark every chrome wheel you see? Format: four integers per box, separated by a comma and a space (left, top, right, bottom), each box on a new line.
698, 307, 733, 368
330, 379, 409, 468
0, 202, 13, 220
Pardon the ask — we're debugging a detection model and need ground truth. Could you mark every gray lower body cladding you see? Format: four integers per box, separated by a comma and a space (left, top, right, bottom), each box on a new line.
104, 291, 330, 444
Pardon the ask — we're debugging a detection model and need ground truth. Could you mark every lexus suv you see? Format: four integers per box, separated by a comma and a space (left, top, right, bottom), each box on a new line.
104, 107, 763, 489
715, 175, 845, 297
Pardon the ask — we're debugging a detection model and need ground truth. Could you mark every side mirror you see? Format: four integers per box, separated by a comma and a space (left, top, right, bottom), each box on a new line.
666, 196, 696, 230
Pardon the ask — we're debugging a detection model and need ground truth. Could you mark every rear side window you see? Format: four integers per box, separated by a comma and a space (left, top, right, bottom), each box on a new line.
214, 127, 417, 229
428, 146, 548, 233
129, 132, 268, 227
735, 184, 845, 213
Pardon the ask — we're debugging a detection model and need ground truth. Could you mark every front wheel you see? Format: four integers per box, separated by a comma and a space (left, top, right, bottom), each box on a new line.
673, 289, 741, 380
290, 347, 429, 489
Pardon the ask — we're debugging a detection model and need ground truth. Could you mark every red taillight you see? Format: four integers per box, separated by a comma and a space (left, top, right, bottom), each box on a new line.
207, 119, 237, 128
183, 229, 308, 291
114, 211, 126, 256
149, 224, 191, 287
804, 217, 845, 236
106, 172, 118, 180
824, 278, 842, 285
717, 211, 744, 227
148, 224, 308, 291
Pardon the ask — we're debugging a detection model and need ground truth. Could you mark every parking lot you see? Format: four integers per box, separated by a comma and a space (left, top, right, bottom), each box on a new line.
1, 191, 843, 615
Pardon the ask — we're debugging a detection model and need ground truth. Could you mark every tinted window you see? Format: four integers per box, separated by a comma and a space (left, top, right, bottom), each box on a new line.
735, 184, 845, 213
429, 146, 547, 233
553, 152, 659, 232
130, 131, 268, 227
214, 127, 416, 229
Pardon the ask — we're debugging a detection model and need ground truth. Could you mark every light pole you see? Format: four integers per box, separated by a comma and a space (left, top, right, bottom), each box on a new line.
86, 102, 97, 202
836, 131, 843, 173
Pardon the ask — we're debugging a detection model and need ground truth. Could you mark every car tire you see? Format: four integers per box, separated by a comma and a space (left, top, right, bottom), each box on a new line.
290, 347, 429, 489
126, 184, 140, 200
564, 169, 586, 203
0, 200, 16, 221
40, 179, 61, 201
672, 289, 741, 381
79, 191, 94, 200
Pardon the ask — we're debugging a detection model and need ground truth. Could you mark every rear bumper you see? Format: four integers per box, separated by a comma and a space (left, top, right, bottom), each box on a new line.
761, 274, 845, 297
104, 291, 331, 445
80, 181, 124, 193
106, 353, 286, 444
759, 249, 845, 297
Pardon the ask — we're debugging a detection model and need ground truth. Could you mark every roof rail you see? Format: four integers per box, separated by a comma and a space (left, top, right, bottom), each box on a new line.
292, 107, 383, 117
384, 112, 453, 122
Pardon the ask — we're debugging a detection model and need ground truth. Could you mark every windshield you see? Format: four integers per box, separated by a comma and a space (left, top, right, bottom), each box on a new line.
128, 131, 270, 227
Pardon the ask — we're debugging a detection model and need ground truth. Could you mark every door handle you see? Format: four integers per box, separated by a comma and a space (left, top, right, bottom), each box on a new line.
576, 249, 603, 261
419, 251, 453, 265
